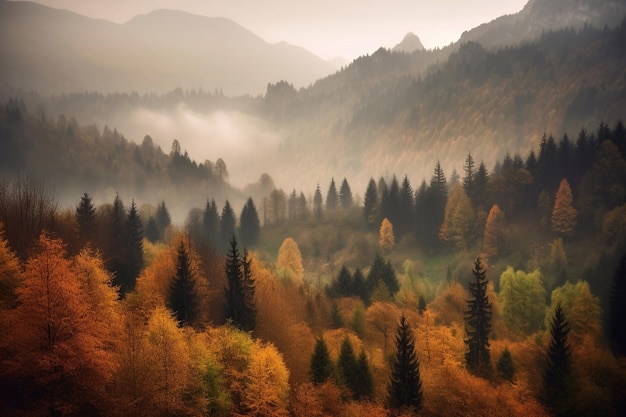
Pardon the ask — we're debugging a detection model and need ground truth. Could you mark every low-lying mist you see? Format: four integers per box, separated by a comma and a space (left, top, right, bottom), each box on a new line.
117, 104, 282, 190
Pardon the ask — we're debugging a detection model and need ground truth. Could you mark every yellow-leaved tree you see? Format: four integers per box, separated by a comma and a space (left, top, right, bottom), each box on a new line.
276, 237, 304, 285
0, 224, 21, 308
482, 204, 505, 261
379, 217, 395, 252
440, 183, 475, 251
551, 178, 577, 236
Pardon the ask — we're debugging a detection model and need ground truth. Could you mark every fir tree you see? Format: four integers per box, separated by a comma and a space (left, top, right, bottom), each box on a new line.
542, 303, 572, 413
125, 200, 144, 294
241, 249, 256, 332
338, 337, 359, 396
609, 255, 626, 356
202, 199, 219, 249
326, 178, 339, 211
462, 152, 476, 200
497, 348, 515, 381
354, 350, 374, 400
388, 313, 422, 412
398, 175, 414, 236
353, 268, 369, 305
310, 337, 334, 385
155, 200, 171, 241
329, 300, 343, 329
363, 178, 378, 227
239, 197, 260, 248
313, 185, 323, 219
145, 216, 160, 243
169, 241, 198, 326
339, 178, 353, 209
219, 200, 236, 253
465, 257, 492, 377
224, 235, 245, 328
75, 192, 96, 243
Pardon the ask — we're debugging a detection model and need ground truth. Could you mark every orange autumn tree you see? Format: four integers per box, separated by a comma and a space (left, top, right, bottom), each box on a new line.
379, 218, 395, 252
1, 233, 116, 415
482, 204, 505, 260
552, 178, 577, 236
0, 224, 21, 308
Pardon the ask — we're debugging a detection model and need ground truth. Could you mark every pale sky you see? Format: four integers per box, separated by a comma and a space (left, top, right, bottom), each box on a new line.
19, 0, 528, 60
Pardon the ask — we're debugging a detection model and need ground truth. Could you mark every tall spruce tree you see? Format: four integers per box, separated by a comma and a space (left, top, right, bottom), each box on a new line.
363, 178, 379, 228
310, 337, 334, 385
224, 236, 255, 331
388, 313, 422, 412
354, 350, 374, 400
75, 192, 96, 244
609, 255, 626, 356
313, 185, 323, 219
155, 200, 171, 241
542, 303, 572, 413
125, 200, 144, 295
326, 178, 339, 211
203, 199, 219, 249
239, 198, 260, 248
339, 178, 353, 209
219, 200, 236, 253
465, 257, 492, 377
338, 337, 359, 397
169, 241, 198, 326
398, 175, 414, 236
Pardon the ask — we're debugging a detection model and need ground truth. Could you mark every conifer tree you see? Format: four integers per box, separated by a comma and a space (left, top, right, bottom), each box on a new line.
353, 268, 369, 305
335, 265, 353, 297
155, 200, 171, 241
465, 257, 492, 377
202, 199, 219, 249
241, 249, 256, 332
609, 255, 626, 357
354, 350, 374, 400
125, 200, 144, 295
310, 337, 334, 385
552, 178, 577, 236
398, 175, 414, 236
169, 241, 198, 326
463, 152, 476, 199
326, 178, 339, 211
75, 192, 96, 244
542, 303, 572, 412
313, 185, 323, 219
338, 337, 359, 395
224, 235, 244, 328
219, 200, 236, 253
388, 313, 422, 412
339, 178, 353, 209
363, 178, 378, 227
239, 197, 260, 248
497, 348, 515, 381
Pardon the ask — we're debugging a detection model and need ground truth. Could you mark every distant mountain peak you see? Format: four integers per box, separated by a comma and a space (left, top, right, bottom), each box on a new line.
392, 32, 425, 53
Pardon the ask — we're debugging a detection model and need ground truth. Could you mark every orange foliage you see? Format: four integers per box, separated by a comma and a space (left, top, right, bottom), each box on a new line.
429, 282, 468, 325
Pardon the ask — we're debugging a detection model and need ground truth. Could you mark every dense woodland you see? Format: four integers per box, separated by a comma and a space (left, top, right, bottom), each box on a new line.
1, 98, 626, 415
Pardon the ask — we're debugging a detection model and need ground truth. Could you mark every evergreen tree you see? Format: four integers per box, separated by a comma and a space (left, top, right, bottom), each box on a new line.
107, 194, 127, 292
339, 178, 353, 209
169, 241, 198, 326
398, 175, 414, 236
388, 313, 422, 412
367, 254, 399, 295
363, 178, 378, 228
75, 192, 96, 244
239, 197, 260, 248
474, 161, 490, 208
462, 152, 476, 199
124, 200, 143, 296
338, 337, 359, 396
353, 268, 369, 305
424, 161, 447, 247
202, 199, 219, 249
418, 295, 427, 315
224, 235, 245, 328
145, 216, 160, 243
542, 303, 572, 412
497, 348, 515, 381
414, 180, 429, 246
609, 255, 626, 356
219, 200, 236, 253
330, 300, 343, 329
297, 191, 308, 219
465, 257, 492, 377
313, 184, 323, 219
310, 337, 334, 385
354, 350, 374, 400
155, 200, 171, 241
335, 265, 353, 297
381, 176, 400, 227
326, 178, 339, 211
241, 249, 256, 332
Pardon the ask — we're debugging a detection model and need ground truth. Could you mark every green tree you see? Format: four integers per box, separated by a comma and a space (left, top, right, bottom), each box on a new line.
398, 175, 414, 236
497, 348, 515, 381
241, 249, 256, 332
224, 236, 245, 329
542, 304, 572, 414
310, 337, 334, 385
75, 192, 96, 244
388, 313, 422, 412
202, 199, 219, 249
498, 266, 546, 337
463, 152, 476, 200
168, 241, 198, 326
354, 350, 374, 400
326, 178, 339, 211
125, 200, 144, 295
155, 200, 171, 241
339, 178, 353, 209
609, 255, 626, 356
363, 178, 378, 228
219, 200, 236, 253
367, 254, 399, 295
440, 183, 475, 251
239, 197, 260, 248
465, 257, 492, 377
338, 337, 360, 398
313, 184, 323, 219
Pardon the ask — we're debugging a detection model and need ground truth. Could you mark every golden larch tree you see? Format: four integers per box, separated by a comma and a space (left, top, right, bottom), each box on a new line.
379, 217, 395, 252
551, 178, 577, 235
482, 204, 505, 260
440, 184, 475, 251
276, 237, 304, 285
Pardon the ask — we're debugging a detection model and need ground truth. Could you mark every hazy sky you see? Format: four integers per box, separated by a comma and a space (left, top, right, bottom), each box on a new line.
22, 0, 529, 60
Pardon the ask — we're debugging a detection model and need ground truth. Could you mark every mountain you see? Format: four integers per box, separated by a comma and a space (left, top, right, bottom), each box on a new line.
0, 1, 336, 95
459, 0, 626, 49
392, 33, 425, 53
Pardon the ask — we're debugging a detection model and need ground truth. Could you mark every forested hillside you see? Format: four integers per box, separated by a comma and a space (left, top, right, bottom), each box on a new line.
0, 114, 625, 416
